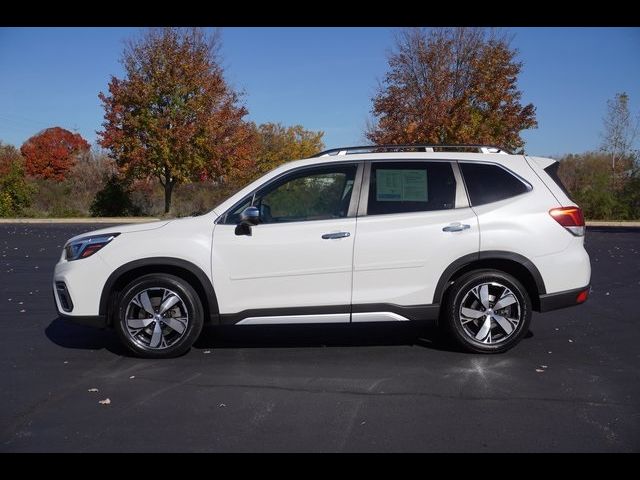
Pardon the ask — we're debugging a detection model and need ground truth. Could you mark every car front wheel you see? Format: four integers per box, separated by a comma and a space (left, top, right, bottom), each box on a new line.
114, 273, 204, 358
443, 269, 532, 354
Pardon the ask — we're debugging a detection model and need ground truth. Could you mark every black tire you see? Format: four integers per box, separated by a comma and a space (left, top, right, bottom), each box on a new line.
442, 269, 532, 354
114, 273, 204, 358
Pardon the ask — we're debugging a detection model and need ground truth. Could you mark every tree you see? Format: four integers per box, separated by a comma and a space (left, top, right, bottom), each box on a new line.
98, 28, 256, 214
557, 151, 640, 220
20, 127, 90, 181
253, 123, 324, 175
0, 141, 22, 176
90, 174, 140, 217
0, 142, 34, 216
366, 28, 537, 152
600, 92, 639, 190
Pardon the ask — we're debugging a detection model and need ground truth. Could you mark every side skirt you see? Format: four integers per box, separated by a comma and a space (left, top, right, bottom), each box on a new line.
219, 304, 440, 326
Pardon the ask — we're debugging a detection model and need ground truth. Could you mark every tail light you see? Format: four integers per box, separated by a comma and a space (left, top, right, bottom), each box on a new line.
549, 207, 585, 236
576, 288, 589, 304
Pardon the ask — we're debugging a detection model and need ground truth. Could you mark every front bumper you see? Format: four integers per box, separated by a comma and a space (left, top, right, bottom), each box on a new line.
538, 285, 590, 312
52, 251, 112, 316
53, 287, 107, 328
52, 251, 113, 328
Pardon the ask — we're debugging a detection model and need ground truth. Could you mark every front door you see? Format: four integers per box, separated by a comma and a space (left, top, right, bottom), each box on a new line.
213, 162, 361, 323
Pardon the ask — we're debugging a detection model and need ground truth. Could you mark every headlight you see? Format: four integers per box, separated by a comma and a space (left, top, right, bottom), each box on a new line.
64, 233, 120, 261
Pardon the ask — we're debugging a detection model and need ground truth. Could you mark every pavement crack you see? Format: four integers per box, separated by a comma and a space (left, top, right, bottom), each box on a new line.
127, 375, 638, 409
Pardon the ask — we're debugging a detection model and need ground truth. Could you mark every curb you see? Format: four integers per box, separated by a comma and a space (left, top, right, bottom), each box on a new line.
586, 221, 640, 228
0, 217, 161, 224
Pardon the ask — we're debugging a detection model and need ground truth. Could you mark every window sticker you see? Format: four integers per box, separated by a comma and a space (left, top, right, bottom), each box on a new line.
376, 169, 428, 202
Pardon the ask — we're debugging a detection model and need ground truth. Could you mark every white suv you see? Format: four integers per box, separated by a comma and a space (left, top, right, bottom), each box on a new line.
53, 145, 591, 358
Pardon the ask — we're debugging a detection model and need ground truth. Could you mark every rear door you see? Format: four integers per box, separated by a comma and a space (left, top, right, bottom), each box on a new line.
351, 160, 479, 319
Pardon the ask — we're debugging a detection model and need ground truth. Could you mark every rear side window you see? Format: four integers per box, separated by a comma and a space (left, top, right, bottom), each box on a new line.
367, 161, 456, 215
543, 161, 573, 199
460, 163, 530, 206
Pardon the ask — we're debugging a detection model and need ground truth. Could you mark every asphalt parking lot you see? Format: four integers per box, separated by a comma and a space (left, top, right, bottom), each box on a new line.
1, 223, 639, 452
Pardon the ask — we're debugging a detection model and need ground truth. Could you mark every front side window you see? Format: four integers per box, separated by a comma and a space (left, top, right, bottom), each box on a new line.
225, 164, 357, 224
460, 163, 531, 206
367, 161, 456, 215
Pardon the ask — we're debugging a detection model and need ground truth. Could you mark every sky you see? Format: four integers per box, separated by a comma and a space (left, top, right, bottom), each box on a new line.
1, 27, 639, 157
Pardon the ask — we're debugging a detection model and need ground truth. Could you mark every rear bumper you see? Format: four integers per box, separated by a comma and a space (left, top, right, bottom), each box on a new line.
539, 285, 590, 312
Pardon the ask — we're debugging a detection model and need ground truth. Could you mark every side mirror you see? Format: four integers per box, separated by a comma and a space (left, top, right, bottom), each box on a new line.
240, 206, 260, 225
235, 206, 260, 236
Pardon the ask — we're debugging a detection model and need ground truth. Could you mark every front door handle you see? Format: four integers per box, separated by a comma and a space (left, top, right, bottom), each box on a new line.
442, 223, 470, 232
322, 231, 351, 240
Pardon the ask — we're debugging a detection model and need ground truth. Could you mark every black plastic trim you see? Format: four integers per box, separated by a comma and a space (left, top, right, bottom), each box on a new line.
98, 257, 219, 323
539, 285, 590, 312
543, 161, 573, 200
433, 251, 547, 305
55, 281, 74, 312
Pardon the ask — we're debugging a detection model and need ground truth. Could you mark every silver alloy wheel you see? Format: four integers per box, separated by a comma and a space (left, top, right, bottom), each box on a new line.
459, 282, 522, 345
125, 288, 189, 350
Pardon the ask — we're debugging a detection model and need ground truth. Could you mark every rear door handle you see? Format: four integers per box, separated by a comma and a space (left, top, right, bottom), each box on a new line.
442, 223, 470, 232
322, 232, 351, 239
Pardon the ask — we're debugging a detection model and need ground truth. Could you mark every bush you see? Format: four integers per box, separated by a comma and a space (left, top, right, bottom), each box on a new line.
171, 180, 243, 217
126, 178, 245, 217
557, 151, 640, 220
0, 158, 34, 217
90, 174, 141, 217
24, 178, 83, 217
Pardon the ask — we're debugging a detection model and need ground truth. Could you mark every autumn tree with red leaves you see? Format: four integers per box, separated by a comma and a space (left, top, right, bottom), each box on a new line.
98, 28, 256, 214
20, 127, 90, 181
367, 28, 537, 152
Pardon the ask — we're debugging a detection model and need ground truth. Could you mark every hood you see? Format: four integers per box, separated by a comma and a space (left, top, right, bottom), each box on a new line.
65, 219, 171, 244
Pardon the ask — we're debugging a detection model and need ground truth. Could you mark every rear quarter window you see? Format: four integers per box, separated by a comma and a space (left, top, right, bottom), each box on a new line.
460, 163, 531, 206
543, 161, 573, 200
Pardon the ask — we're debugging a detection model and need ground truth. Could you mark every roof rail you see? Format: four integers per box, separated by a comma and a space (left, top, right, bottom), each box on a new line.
311, 144, 512, 157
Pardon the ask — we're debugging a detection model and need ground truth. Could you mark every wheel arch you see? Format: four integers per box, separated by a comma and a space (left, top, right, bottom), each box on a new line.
434, 251, 546, 311
99, 257, 219, 325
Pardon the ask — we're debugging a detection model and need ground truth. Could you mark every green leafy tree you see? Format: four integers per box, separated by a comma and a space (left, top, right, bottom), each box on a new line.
98, 28, 256, 214
367, 28, 537, 152
253, 123, 324, 175
0, 142, 34, 217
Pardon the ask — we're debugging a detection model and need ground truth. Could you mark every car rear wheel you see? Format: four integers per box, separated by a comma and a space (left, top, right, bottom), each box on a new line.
114, 274, 204, 358
443, 269, 532, 354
